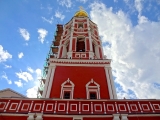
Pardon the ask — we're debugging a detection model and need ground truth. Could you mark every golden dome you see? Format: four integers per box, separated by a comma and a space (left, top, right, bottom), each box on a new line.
74, 6, 88, 17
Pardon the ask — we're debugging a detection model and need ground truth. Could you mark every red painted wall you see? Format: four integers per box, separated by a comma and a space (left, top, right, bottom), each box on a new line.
83, 117, 113, 120
1, 116, 28, 120
43, 117, 72, 120
50, 66, 110, 99
128, 116, 160, 120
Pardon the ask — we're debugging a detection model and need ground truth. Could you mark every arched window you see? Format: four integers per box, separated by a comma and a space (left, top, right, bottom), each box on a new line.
86, 79, 100, 99
76, 37, 85, 52
60, 78, 75, 99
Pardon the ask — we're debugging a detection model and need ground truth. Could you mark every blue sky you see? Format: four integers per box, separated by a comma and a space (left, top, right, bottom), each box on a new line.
0, 0, 160, 99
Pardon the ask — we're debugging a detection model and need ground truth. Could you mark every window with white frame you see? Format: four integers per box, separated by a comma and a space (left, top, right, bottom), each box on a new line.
60, 78, 75, 99
86, 79, 100, 99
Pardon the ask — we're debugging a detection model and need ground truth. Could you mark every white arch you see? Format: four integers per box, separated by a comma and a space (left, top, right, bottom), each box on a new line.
60, 78, 75, 99
86, 79, 100, 99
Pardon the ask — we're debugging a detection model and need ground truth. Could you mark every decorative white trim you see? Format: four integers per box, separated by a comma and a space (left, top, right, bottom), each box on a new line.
9, 103, 18, 110
94, 104, 102, 112
46, 65, 56, 98
58, 103, 65, 111
130, 104, 138, 111
118, 104, 127, 111
82, 104, 89, 111
21, 103, 30, 111
107, 104, 115, 111
0, 102, 6, 110
33, 103, 42, 111
70, 104, 77, 111
86, 79, 100, 99
141, 104, 150, 111
46, 104, 54, 111
153, 104, 160, 110
60, 78, 75, 99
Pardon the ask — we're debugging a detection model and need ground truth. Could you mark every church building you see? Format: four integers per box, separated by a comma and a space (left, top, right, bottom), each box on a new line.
0, 8, 160, 120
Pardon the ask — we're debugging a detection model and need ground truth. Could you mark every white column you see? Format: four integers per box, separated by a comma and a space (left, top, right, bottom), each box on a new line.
35, 113, 43, 120
121, 114, 128, 120
113, 114, 120, 120
104, 66, 113, 99
108, 67, 117, 99
46, 64, 56, 98
42, 66, 53, 98
27, 113, 34, 120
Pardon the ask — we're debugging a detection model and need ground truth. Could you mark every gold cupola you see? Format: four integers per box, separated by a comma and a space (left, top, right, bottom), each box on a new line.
74, 6, 88, 17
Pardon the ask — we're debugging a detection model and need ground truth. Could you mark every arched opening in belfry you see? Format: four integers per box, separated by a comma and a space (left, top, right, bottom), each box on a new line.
76, 37, 85, 52
92, 43, 95, 53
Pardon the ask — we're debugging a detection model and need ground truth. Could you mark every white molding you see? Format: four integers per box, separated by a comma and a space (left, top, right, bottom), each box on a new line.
58, 103, 66, 111
60, 78, 75, 99
42, 67, 52, 98
9, 103, 18, 110
118, 104, 127, 111
153, 104, 160, 110
130, 104, 138, 111
104, 67, 113, 99
107, 104, 115, 111
33, 103, 42, 111
108, 67, 117, 99
21, 103, 30, 111
70, 104, 77, 111
86, 79, 100, 99
82, 104, 89, 111
46, 104, 54, 111
0, 102, 6, 110
46, 65, 56, 98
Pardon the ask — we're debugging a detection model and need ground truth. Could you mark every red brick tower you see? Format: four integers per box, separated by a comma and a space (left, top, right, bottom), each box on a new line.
39, 8, 117, 100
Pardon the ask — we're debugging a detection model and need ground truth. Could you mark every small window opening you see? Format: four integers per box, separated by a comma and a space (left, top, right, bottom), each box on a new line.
64, 92, 70, 99
90, 93, 97, 99
92, 43, 95, 53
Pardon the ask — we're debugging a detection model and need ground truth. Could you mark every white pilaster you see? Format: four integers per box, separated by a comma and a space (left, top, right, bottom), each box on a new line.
108, 67, 117, 99
35, 113, 43, 120
27, 113, 34, 120
87, 18, 93, 52
46, 64, 56, 98
42, 66, 53, 98
104, 66, 113, 99
62, 44, 67, 58
121, 114, 128, 120
113, 114, 120, 120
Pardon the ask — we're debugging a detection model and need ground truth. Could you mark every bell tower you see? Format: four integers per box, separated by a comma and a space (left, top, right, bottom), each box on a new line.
38, 7, 117, 100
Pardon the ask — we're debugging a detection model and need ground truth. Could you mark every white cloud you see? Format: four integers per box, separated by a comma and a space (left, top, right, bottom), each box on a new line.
1, 72, 12, 84
55, 11, 65, 21
134, 0, 143, 15
35, 69, 42, 79
18, 52, 24, 59
19, 28, 30, 41
57, 0, 72, 8
77, 0, 88, 3
14, 80, 23, 87
0, 45, 12, 62
4, 64, 12, 69
27, 67, 34, 73
16, 70, 33, 82
26, 86, 38, 98
42, 16, 54, 24
90, 1, 160, 99
37, 28, 48, 44
138, 15, 148, 24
